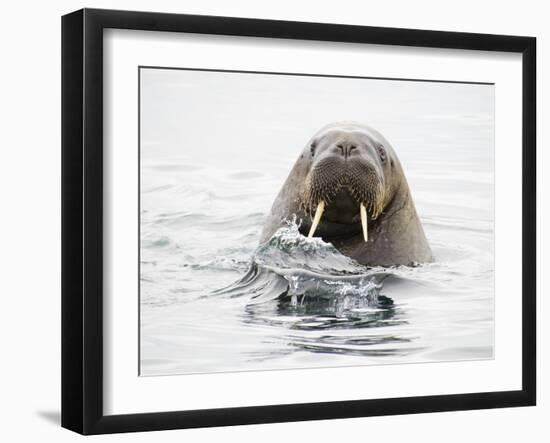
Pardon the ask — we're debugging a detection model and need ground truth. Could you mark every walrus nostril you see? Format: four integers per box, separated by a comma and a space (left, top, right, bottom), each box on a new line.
336, 143, 357, 158
336, 144, 357, 158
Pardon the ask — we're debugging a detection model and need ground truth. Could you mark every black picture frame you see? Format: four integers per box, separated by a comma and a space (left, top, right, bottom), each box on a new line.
61, 8, 536, 435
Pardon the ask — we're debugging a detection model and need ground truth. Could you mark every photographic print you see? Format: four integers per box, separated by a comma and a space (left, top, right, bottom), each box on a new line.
139, 67, 494, 376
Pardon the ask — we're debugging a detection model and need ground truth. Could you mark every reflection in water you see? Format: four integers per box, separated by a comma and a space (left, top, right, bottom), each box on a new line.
243, 293, 419, 359
245, 292, 399, 329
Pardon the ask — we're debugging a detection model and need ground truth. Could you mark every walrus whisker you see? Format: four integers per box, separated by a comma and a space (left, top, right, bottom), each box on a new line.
308, 200, 325, 238
360, 203, 368, 242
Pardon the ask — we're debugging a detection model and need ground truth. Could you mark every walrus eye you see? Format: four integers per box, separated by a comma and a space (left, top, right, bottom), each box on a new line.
377, 146, 387, 163
310, 142, 317, 157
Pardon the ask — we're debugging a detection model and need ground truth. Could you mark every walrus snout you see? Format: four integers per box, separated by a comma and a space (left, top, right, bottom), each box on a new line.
302, 154, 385, 242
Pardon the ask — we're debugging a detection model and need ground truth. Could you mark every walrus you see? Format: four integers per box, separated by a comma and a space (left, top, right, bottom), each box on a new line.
260, 122, 432, 267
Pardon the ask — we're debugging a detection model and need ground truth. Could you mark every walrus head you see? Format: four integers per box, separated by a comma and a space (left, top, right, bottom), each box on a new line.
300, 123, 401, 243
260, 121, 432, 266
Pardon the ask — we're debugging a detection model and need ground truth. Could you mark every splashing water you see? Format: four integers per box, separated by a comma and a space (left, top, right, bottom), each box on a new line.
218, 221, 386, 310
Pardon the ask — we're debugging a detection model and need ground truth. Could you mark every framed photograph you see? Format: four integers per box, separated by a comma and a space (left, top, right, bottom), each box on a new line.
61, 8, 536, 435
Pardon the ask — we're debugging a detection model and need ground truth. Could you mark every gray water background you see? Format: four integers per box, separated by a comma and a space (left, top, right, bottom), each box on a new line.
139, 68, 494, 376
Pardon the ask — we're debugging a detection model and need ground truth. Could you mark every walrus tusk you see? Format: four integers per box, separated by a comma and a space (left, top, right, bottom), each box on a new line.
308, 201, 325, 238
360, 203, 368, 242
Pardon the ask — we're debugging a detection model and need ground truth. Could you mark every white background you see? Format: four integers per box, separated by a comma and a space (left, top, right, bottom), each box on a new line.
0, 0, 545, 441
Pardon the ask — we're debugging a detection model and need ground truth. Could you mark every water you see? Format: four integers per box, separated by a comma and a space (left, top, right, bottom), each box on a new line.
139, 68, 494, 376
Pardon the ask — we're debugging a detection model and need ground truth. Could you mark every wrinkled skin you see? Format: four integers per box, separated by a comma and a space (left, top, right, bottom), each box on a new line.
260, 122, 432, 267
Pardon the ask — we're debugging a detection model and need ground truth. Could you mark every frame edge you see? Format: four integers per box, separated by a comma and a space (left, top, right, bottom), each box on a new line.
62, 7, 538, 435
521, 36, 537, 406
61, 8, 85, 435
